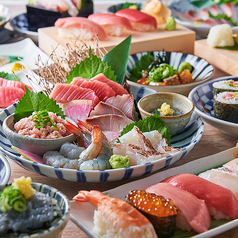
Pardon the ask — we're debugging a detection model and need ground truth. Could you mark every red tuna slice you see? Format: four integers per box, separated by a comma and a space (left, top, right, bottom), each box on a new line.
86, 114, 133, 132
0, 87, 24, 108
146, 183, 211, 234
115, 8, 157, 31
71, 77, 116, 102
162, 173, 238, 220
90, 101, 126, 117
49, 83, 100, 107
90, 73, 129, 96
0, 78, 32, 92
54, 17, 107, 40
105, 94, 138, 121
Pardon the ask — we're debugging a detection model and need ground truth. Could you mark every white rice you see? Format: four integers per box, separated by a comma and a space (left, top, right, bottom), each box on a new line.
131, 22, 155, 32
214, 91, 238, 104
213, 80, 238, 91
57, 28, 94, 40
103, 25, 124, 36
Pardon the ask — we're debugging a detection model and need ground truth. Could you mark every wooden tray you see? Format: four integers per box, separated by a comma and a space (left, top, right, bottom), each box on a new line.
38, 24, 195, 57
195, 39, 238, 76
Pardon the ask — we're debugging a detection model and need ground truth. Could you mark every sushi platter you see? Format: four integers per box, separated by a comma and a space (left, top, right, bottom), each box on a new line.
38, 23, 195, 57
70, 147, 238, 238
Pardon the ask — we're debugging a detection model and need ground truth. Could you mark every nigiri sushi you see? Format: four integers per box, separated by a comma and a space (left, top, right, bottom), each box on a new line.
88, 13, 133, 36
115, 8, 157, 32
54, 17, 107, 40
145, 182, 211, 234
73, 190, 158, 238
163, 173, 238, 220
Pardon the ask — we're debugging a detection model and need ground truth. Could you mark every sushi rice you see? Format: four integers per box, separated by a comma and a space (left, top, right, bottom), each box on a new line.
213, 79, 238, 96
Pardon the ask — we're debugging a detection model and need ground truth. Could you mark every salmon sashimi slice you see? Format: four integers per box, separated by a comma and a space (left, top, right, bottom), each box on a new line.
0, 78, 32, 92
71, 77, 116, 102
146, 183, 211, 233
90, 73, 129, 96
0, 87, 24, 108
162, 173, 238, 220
49, 83, 100, 107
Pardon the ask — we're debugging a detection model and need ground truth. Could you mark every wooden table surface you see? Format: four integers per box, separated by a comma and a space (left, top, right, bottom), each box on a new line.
2, 2, 238, 238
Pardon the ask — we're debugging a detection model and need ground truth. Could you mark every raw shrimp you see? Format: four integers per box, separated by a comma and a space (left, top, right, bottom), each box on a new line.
60, 142, 85, 160
73, 190, 158, 238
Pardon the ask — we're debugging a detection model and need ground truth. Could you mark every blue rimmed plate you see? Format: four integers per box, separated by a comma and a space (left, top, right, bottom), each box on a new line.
189, 76, 238, 137
0, 151, 11, 186
0, 84, 204, 182
126, 51, 214, 96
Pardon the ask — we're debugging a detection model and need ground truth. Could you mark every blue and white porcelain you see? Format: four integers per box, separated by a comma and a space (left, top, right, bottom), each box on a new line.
0, 152, 11, 186
126, 51, 214, 96
189, 76, 238, 137
0, 84, 204, 182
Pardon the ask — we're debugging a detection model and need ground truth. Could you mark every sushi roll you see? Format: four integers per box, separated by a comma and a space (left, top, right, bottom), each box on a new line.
213, 79, 238, 96
213, 91, 238, 123
88, 13, 133, 36
115, 8, 157, 32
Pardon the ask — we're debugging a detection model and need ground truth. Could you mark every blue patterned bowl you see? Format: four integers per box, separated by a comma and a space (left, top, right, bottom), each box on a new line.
0, 84, 204, 182
0, 152, 11, 186
188, 76, 238, 137
126, 51, 215, 96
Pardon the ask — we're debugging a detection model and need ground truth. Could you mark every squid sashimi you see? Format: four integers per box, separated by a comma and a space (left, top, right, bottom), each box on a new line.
0, 78, 32, 92
73, 190, 158, 238
49, 83, 100, 107
199, 168, 238, 200
223, 157, 238, 172
0, 87, 24, 108
55, 17, 107, 40
105, 94, 138, 121
115, 8, 157, 32
163, 173, 238, 220
145, 183, 211, 233
88, 13, 133, 36
89, 101, 126, 118
71, 77, 116, 101
90, 73, 129, 96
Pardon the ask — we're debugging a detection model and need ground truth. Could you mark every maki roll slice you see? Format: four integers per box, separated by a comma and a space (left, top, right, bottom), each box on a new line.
125, 190, 177, 237
213, 91, 238, 123
213, 79, 238, 96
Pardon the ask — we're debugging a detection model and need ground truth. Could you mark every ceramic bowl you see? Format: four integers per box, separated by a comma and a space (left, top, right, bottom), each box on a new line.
0, 4, 11, 31
126, 51, 215, 96
0, 152, 11, 186
1, 182, 70, 238
138, 92, 195, 135
2, 114, 77, 156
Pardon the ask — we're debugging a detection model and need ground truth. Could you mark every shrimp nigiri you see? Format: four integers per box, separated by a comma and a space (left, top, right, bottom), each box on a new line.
73, 190, 158, 238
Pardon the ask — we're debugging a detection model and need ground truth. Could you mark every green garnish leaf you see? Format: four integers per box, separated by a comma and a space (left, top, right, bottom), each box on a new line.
218, 37, 238, 50
119, 110, 171, 145
122, 2, 141, 10
0, 71, 20, 81
208, 11, 238, 26
190, 0, 238, 9
14, 87, 65, 123
65, 48, 117, 84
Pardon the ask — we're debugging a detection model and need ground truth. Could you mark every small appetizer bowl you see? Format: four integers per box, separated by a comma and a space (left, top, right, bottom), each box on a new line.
138, 92, 195, 135
1, 182, 70, 238
126, 51, 215, 96
2, 114, 77, 156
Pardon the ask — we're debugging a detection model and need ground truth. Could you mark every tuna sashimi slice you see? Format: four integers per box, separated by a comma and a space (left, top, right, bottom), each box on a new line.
105, 94, 138, 121
71, 77, 116, 102
90, 73, 129, 96
0, 87, 24, 108
162, 173, 238, 220
146, 183, 211, 234
49, 83, 100, 107
0, 78, 32, 92
86, 114, 133, 132
89, 101, 126, 118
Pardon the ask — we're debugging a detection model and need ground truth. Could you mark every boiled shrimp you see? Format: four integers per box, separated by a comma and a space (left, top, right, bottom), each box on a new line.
73, 190, 158, 238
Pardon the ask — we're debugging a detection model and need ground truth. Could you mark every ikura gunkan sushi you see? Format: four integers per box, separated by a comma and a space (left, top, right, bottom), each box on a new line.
213, 91, 238, 123
213, 79, 238, 96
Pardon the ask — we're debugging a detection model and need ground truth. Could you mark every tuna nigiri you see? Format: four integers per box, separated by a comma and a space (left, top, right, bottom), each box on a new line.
163, 173, 238, 220
73, 190, 158, 238
88, 13, 133, 36
55, 17, 107, 40
115, 8, 157, 32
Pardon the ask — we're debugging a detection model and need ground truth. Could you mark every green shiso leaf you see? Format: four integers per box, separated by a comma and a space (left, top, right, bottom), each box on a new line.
190, 0, 238, 9
119, 110, 171, 145
122, 2, 141, 10
14, 87, 65, 123
128, 52, 154, 82
65, 48, 117, 84
0, 71, 20, 81
218, 37, 238, 50
102, 35, 132, 85
208, 12, 238, 26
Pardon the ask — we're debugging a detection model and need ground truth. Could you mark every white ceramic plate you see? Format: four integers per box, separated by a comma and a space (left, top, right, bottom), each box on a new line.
70, 147, 238, 238
0, 151, 11, 186
188, 76, 238, 138
0, 84, 204, 182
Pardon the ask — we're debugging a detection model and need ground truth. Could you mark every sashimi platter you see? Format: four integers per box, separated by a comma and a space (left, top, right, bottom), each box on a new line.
0, 35, 203, 182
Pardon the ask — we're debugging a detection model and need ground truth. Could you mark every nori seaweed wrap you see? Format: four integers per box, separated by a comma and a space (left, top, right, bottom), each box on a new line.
125, 190, 177, 238
213, 79, 238, 96
213, 91, 238, 123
